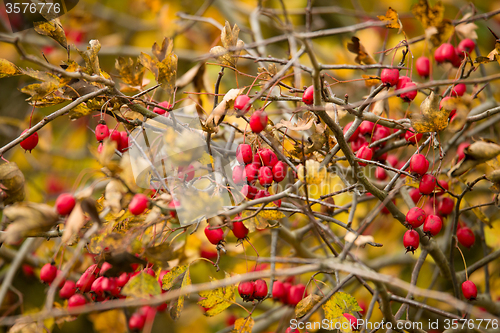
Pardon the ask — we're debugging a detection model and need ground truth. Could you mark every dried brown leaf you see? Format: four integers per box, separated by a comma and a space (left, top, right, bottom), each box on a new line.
412, 0, 444, 28
347, 37, 377, 65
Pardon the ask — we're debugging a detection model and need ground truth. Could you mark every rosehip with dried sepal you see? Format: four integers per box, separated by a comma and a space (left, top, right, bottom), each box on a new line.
20, 129, 39, 152
400, 82, 418, 102
380, 68, 399, 87
249, 110, 268, 133
234, 95, 251, 113
236, 144, 253, 165
457, 227, 475, 248
403, 230, 420, 254
129, 193, 149, 215
423, 214, 443, 237
55, 193, 76, 216
462, 280, 477, 301
204, 225, 224, 245
253, 279, 268, 300
438, 197, 454, 216
95, 123, 110, 141
416, 56, 430, 77
238, 281, 255, 302
406, 207, 426, 229
356, 145, 373, 167
272, 280, 285, 301
59, 280, 76, 299
68, 294, 87, 308
258, 166, 274, 187
273, 161, 287, 183
232, 220, 249, 240
302, 85, 314, 105
40, 263, 58, 284
410, 154, 429, 176
457, 39, 476, 56
419, 174, 437, 195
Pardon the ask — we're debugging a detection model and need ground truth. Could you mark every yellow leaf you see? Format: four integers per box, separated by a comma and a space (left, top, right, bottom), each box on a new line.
198, 272, 236, 317
232, 317, 254, 333
410, 91, 450, 133
171, 268, 191, 320
77, 40, 102, 75
412, 0, 444, 28
377, 7, 402, 32
89, 310, 127, 333
68, 102, 93, 120
322, 292, 362, 332
0, 59, 22, 78
115, 57, 145, 86
347, 37, 377, 65
121, 271, 162, 298
297, 160, 327, 185
362, 75, 380, 87
455, 13, 478, 40
140, 38, 178, 96
34, 19, 67, 49
295, 294, 322, 318
162, 265, 188, 290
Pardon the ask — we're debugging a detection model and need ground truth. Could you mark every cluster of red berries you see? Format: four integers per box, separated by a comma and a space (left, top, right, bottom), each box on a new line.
54, 193, 76, 216
234, 144, 287, 203
381, 69, 419, 102
271, 280, 307, 306
95, 122, 130, 153
249, 110, 269, 133
234, 95, 252, 113
238, 279, 268, 302
434, 39, 476, 68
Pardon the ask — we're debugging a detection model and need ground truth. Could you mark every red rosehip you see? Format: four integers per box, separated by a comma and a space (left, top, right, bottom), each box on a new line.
178, 164, 195, 182
351, 136, 367, 153
110, 130, 121, 147
257, 149, 278, 168
91, 276, 105, 296
253, 279, 268, 300
356, 145, 373, 167
258, 166, 274, 187
273, 161, 287, 183
380, 68, 399, 87
236, 144, 253, 165
436, 179, 449, 196
302, 85, 314, 105
128, 313, 146, 330
234, 95, 251, 113
20, 129, 39, 152
272, 280, 285, 301
95, 123, 110, 141
434, 44, 445, 63
396, 75, 411, 91
232, 221, 249, 240
40, 263, 58, 284
249, 111, 268, 133
461, 280, 477, 301
204, 225, 224, 245
241, 184, 258, 199
406, 207, 426, 228
419, 174, 437, 195
59, 280, 76, 299
409, 188, 422, 204
375, 166, 387, 180
344, 122, 360, 142
129, 194, 149, 215
410, 154, 429, 176
400, 82, 418, 102
238, 281, 255, 302
100, 262, 113, 276
343, 313, 359, 331
245, 163, 260, 183
287, 284, 306, 306
457, 227, 475, 248
68, 294, 87, 308
153, 101, 171, 116
359, 121, 375, 136
452, 83, 466, 97
438, 197, 454, 216
76, 271, 97, 293
457, 39, 476, 56
281, 282, 292, 304
457, 142, 470, 161
441, 43, 457, 63
387, 155, 398, 167
423, 214, 443, 237
372, 125, 392, 145
416, 56, 430, 77
404, 128, 423, 144
22, 264, 35, 278
232, 164, 246, 184
116, 272, 130, 287
118, 131, 129, 153
403, 229, 420, 254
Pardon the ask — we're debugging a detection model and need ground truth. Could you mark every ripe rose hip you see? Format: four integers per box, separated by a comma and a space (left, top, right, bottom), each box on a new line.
129, 193, 149, 215
273, 161, 287, 183
258, 166, 274, 187
116, 272, 130, 287
40, 263, 58, 284
396, 75, 411, 91
343, 122, 360, 142
343, 313, 359, 331
238, 281, 255, 302
416, 56, 430, 77
375, 166, 387, 180
110, 130, 121, 147
272, 280, 285, 300
351, 136, 367, 152
253, 279, 268, 300
405, 128, 423, 144
128, 313, 146, 330
55, 193, 76, 216
419, 174, 437, 195
406, 207, 426, 228
178, 164, 195, 182
236, 144, 253, 165
68, 294, 87, 308
438, 197, 454, 216
457, 39, 476, 56
359, 121, 375, 136
441, 43, 457, 63
95, 123, 110, 141
118, 131, 129, 153
153, 101, 171, 115
410, 154, 429, 176
59, 280, 76, 299
400, 82, 418, 102
245, 163, 259, 183
423, 214, 443, 237
234, 95, 251, 113
287, 284, 306, 306
387, 155, 398, 167
302, 85, 314, 105
409, 188, 422, 204
403, 229, 420, 254
452, 83, 466, 97
356, 145, 373, 167
20, 130, 39, 152
204, 225, 224, 245
241, 184, 258, 199
434, 44, 445, 63
457, 227, 475, 248
249, 110, 268, 133
380, 68, 399, 87
461, 280, 477, 300
232, 165, 245, 184
232, 221, 249, 239
372, 125, 392, 145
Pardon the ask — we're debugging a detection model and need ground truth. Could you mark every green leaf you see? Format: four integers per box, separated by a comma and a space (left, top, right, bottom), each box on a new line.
198, 272, 236, 317
121, 271, 161, 298
0, 59, 22, 78
161, 265, 188, 291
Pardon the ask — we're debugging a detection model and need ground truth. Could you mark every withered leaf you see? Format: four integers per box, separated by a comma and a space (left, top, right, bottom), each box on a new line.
412, 0, 444, 28
377, 7, 402, 33
427, 19, 455, 48
115, 57, 145, 87
275, 115, 314, 131
61, 202, 86, 243
34, 19, 67, 49
410, 91, 450, 133
209, 22, 244, 67
140, 37, 178, 96
295, 294, 322, 318
450, 140, 500, 177
144, 241, 173, 268
347, 37, 377, 65
0, 59, 22, 78
77, 40, 102, 75
455, 13, 478, 40
0, 162, 25, 205
362, 75, 380, 87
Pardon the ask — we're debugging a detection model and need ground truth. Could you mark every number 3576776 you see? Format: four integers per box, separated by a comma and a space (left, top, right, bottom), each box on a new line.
5, 2, 61, 14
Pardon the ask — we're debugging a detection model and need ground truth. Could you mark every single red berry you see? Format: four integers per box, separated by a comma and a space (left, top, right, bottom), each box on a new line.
76, 271, 96, 293
59, 280, 76, 299
457, 227, 475, 248
409, 188, 422, 204
68, 294, 87, 308
438, 197, 454, 216
55, 193, 76, 216
461, 280, 478, 301
129, 313, 146, 331
91, 276, 105, 296
249, 111, 268, 133
129, 194, 149, 215
236, 144, 253, 165
416, 56, 430, 77
110, 130, 121, 147
410, 154, 429, 176
40, 263, 58, 284
204, 225, 224, 245
100, 262, 113, 276
272, 280, 285, 301
258, 166, 274, 187
396, 75, 411, 91
351, 136, 367, 153
344, 122, 360, 142
20, 130, 39, 152
452, 83, 466, 97
372, 125, 392, 145
457, 142, 470, 161
457, 39, 476, 56
441, 43, 457, 63
436, 179, 449, 196
22, 264, 35, 278
101, 277, 118, 294
95, 124, 110, 141
241, 184, 258, 199
117, 131, 129, 153
245, 163, 260, 183
153, 101, 171, 116
403, 230, 420, 254
434, 44, 445, 63
178, 164, 195, 182
405, 128, 423, 144
419, 174, 437, 195
423, 214, 443, 237
287, 284, 306, 306
273, 161, 287, 183
400, 82, 418, 102
380, 68, 399, 87
375, 167, 387, 181
406, 207, 427, 228
302, 85, 314, 105
387, 155, 398, 167
232, 165, 246, 184
232, 221, 249, 239
238, 281, 255, 302
253, 279, 268, 300
234, 95, 252, 113
116, 272, 130, 287
359, 121, 375, 136
343, 313, 359, 331
356, 145, 373, 167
